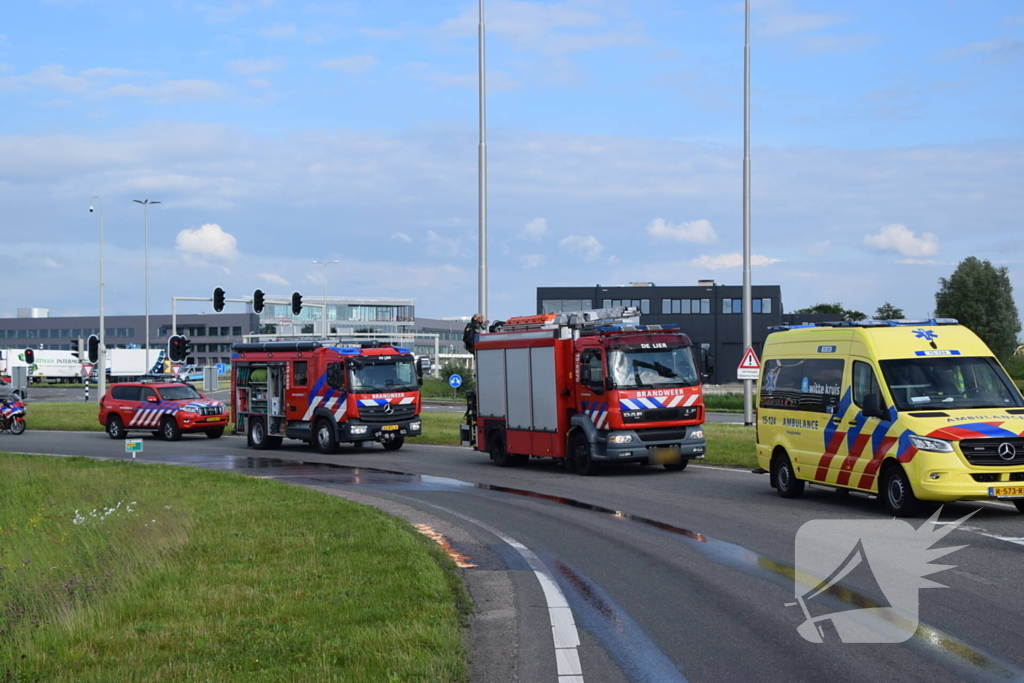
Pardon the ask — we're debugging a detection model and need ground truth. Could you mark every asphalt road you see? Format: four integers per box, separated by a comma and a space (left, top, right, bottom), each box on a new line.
4, 430, 1023, 683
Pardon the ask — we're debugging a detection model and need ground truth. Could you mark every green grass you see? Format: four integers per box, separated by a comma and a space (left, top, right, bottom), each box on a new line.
24, 402, 103, 432
701, 423, 757, 468
0, 453, 469, 682
420, 378, 470, 400
704, 393, 743, 412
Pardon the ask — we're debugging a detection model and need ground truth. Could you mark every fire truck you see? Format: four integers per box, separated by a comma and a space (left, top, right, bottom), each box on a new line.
230, 340, 422, 453
461, 307, 711, 474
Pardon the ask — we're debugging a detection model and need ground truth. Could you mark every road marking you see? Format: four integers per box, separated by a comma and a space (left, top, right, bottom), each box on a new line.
933, 520, 1024, 546
416, 501, 585, 683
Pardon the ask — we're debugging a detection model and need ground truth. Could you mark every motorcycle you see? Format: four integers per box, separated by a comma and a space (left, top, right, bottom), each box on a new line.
0, 398, 26, 435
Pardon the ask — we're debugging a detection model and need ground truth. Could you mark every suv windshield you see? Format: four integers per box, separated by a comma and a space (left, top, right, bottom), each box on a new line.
608, 347, 698, 389
349, 359, 418, 393
879, 356, 1024, 411
156, 385, 203, 401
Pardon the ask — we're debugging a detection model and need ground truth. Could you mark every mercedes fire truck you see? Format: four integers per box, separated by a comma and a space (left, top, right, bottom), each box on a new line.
462, 307, 711, 474
231, 341, 422, 453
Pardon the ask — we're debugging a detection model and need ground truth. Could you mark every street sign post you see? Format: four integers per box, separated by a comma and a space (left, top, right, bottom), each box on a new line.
449, 373, 463, 399
737, 346, 761, 381
125, 438, 143, 460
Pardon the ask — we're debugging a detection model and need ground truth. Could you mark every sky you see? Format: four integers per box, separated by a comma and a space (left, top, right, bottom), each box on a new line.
2, 0, 1023, 323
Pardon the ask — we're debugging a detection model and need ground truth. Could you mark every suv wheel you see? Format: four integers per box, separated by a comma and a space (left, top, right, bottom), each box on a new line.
161, 417, 182, 442
106, 415, 125, 440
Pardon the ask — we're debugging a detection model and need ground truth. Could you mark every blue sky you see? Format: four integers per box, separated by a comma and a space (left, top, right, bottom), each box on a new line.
2, 0, 1023, 322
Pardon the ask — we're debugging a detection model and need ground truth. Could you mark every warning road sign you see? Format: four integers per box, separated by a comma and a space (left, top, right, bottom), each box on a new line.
737, 346, 761, 381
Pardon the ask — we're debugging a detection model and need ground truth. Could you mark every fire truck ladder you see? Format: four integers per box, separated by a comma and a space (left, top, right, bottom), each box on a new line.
496, 307, 679, 336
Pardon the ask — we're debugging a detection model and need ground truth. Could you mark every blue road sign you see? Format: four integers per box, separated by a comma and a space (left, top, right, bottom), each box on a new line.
215, 363, 227, 374
448, 374, 463, 388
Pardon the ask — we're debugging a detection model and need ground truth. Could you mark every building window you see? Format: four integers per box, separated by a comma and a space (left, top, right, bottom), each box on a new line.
762, 298, 772, 314
232, 327, 242, 336
641, 299, 650, 314
753, 299, 762, 314
661, 299, 670, 314
723, 299, 731, 314
733, 299, 742, 314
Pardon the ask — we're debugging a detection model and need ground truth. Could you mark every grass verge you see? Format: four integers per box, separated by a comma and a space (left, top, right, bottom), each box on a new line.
0, 453, 468, 682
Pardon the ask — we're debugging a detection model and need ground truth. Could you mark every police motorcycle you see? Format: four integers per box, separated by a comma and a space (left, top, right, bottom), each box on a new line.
0, 396, 27, 435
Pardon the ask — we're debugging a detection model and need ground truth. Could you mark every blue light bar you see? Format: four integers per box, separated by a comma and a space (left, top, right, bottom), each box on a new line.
329, 347, 361, 355
394, 347, 411, 354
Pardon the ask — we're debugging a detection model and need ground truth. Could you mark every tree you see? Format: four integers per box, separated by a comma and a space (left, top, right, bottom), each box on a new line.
934, 257, 1022, 360
874, 302, 904, 320
792, 303, 867, 322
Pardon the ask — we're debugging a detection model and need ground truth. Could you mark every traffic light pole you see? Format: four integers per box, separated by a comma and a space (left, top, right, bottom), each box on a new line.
172, 295, 254, 348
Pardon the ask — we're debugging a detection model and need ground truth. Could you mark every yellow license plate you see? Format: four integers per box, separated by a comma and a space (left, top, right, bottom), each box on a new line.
206, 416, 221, 422
990, 486, 1024, 498
648, 446, 681, 465
382, 425, 399, 431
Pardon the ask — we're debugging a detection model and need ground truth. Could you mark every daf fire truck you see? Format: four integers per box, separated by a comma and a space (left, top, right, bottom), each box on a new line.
462, 308, 711, 474
230, 341, 423, 453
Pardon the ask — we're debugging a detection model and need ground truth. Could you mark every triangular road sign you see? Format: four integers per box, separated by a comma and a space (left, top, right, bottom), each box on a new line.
739, 346, 761, 369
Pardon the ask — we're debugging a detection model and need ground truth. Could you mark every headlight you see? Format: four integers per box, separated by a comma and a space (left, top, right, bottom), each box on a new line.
908, 435, 954, 453
689, 429, 704, 440
350, 425, 368, 435
410, 421, 421, 431
179, 405, 199, 414
609, 434, 633, 444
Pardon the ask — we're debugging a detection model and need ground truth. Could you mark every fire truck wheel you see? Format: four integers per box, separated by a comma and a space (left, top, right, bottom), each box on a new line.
313, 419, 338, 454
664, 460, 688, 472
106, 415, 125, 440
206, 427, 224, 439
512, 453, 529, 466
249, 417, 271, 450
489, 435, 513, 467
570, 433, 598, 476
773, 452, 804, 499
382, 437, 405, 451
160, 417, 182, 442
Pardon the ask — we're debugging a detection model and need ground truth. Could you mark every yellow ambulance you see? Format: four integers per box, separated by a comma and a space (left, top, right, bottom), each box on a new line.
755, 320, 1024, 516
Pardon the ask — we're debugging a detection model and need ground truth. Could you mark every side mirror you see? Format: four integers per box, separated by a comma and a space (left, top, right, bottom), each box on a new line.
862, 393, 888, 420
146, 395, 158, 403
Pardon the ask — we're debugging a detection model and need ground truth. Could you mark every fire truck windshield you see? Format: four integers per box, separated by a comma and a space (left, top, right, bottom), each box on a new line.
349, 359, 418, 393
608, 347, 698, 389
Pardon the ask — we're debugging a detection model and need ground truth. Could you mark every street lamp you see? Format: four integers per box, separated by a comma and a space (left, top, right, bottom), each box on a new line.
478, 0, 488, 320
89, 197, 106, 400
312, 260, 339, 336
133, 199, 160, 359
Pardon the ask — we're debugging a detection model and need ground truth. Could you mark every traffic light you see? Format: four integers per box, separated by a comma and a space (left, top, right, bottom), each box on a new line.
24, 349, 34, 365
213, 287, 226, 313
168, 335, 191, 363
87, 334, 99, 363
252, 288, 265, 314
70, 338, 80, 360
291, 291, 303, 316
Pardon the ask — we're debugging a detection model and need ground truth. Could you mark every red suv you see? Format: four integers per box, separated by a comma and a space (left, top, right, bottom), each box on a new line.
99, 381, 228, 441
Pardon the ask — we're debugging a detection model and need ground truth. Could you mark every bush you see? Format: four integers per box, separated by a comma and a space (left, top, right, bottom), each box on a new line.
1005, 353, 1024, 380
439, 361, 475, 393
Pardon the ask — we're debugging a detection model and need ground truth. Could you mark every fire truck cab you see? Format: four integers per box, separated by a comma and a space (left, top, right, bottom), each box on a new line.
463, 307, 710, 474
231, 341, 422, 453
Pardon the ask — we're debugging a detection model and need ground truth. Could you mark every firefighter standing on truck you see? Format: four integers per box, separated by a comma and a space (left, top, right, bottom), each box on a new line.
463, 313, 485, 353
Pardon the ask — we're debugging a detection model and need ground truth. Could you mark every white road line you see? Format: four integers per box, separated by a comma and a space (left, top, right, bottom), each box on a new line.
417, 501, 585, 683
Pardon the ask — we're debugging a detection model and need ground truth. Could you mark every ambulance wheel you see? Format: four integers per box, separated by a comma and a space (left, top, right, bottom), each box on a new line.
160, 417, 182, 442
382, 437, 405, 451
881, 464, 922, 517
489, 435, 513, 467
313, 419, 338, 454
106, 415, 125, 440
664, 460, 688, 472
249, 417, 270, 451
774, 452, 804, 499
206, 427, 224, 439
1014, 500, 1024, 514
570, 434, 598, 476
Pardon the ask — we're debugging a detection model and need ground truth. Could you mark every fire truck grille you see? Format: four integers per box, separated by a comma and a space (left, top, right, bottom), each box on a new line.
636, 427, 688, 443
359, 404, 417, 423
959, 437, 1024, 466
622, 406, 698, 423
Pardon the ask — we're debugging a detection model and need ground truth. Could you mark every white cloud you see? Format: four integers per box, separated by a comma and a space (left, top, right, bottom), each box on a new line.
806, 240, 831, 256
390, 232, 413, 243
258, 272, 289, 285
320, 55, 379, 75
646, 218, 718, 244
176, 223, 239, 260
863, 223, 939, 258
559, 234, 603, 261
259, 24, 298, 38
521, 217, 547, 240
39, 258, 62, 269
521, 254, 545, 269
689, 254, 782, 269
103, 79, 230, 104
226, 58, 284, 75
426, 230, 459, 257
247, 77, 272, 89
896, 259, 954, 266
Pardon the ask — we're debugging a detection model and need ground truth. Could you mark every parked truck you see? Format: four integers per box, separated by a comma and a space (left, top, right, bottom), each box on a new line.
462, 307, 712, 474
230, 340, 423, 452
0, 349, 81, 384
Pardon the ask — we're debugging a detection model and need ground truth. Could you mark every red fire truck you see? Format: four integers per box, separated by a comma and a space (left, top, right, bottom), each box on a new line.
231, 341, 422, 453
461, 308, 711, 474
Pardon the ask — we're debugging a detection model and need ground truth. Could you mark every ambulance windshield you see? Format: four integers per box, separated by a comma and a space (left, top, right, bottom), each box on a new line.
879, 356, 1024, 411
607, 347, 699, 389
349, 359, 418, 393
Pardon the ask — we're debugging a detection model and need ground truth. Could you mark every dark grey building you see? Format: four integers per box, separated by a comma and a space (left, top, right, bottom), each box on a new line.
0, 312, 259, 367
537, 282, 827, 383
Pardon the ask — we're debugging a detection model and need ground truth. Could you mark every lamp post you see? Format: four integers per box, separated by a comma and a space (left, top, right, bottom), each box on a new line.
312, 260, 338, 336
478, 0, 488, 320
89, 197, 106, 400
741, 0, 753, 426
133, 199, 160, 360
